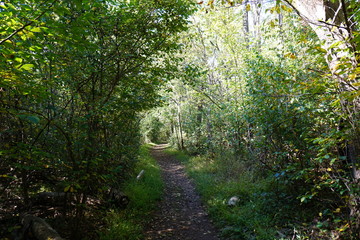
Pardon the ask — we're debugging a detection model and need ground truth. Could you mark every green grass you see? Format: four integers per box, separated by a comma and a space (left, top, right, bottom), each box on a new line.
165, 148, 302, 240
99, 144, 163, 240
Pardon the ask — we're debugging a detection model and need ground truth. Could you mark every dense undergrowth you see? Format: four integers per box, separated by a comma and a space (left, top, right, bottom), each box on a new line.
0, 1, 193, 238
99, 145, 163, 240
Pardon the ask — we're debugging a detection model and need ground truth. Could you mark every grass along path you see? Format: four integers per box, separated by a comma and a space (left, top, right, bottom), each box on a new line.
164, 148, 309, 239
99, 144, 163, 240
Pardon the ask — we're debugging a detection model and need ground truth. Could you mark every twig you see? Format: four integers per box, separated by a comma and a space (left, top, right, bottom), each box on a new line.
0, 1, 56, 45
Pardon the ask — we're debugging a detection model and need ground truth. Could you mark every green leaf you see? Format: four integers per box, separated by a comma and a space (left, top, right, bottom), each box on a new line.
27, 115, 40, 124
18, 115, 40, 124
19, 64, 34, 71
30, 27, 42, 33
29, 46, 42, 51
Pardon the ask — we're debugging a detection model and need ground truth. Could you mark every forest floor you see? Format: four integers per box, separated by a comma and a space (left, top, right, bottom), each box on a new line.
143, 144, 220, 240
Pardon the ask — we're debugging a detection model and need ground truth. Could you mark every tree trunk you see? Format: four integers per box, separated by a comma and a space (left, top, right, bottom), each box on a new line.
243, 0, 250, 44
196, 104, 203, 149
177, 105, 185, 150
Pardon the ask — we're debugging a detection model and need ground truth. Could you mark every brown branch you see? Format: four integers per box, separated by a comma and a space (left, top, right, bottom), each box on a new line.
260, 91, 338, 98
318, 20, 349, 30
281, 0, 302, 19
0, 21, 33, 45
341, 0, 353, 33
0, 1, 56, 45
340, 0, 358, 55
189, 86, 223, 110
11, 105, 76, 165
281, 0, 337, 30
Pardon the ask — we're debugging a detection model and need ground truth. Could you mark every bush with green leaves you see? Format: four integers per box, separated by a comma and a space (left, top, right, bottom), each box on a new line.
1, 0, 194, 237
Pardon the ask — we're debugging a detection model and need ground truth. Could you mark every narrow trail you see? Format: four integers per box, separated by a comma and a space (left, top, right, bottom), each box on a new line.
144, 144, 220, 240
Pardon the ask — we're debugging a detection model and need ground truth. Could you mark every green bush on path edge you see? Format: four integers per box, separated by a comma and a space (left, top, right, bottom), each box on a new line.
99, 144, 163, 240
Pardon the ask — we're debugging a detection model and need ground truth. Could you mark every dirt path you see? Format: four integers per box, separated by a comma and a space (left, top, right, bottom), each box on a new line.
144, 144, 219, 240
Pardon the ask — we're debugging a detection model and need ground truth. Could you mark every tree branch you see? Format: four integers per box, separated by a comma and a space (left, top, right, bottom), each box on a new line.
281, 0, 340, 30
0, 1, 56, 45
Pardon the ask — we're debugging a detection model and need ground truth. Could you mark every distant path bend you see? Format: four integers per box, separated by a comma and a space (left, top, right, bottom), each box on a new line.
144, 144, 219, 240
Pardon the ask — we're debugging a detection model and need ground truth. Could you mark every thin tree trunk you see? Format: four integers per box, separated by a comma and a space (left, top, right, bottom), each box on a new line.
177, 104, 184, 150
243, 0, 249, 45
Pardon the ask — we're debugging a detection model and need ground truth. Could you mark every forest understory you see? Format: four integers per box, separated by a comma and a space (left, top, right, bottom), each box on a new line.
1, 0, 360, 239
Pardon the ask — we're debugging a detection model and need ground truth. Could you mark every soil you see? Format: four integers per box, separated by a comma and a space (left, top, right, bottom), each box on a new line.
144, 144, 220, 240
